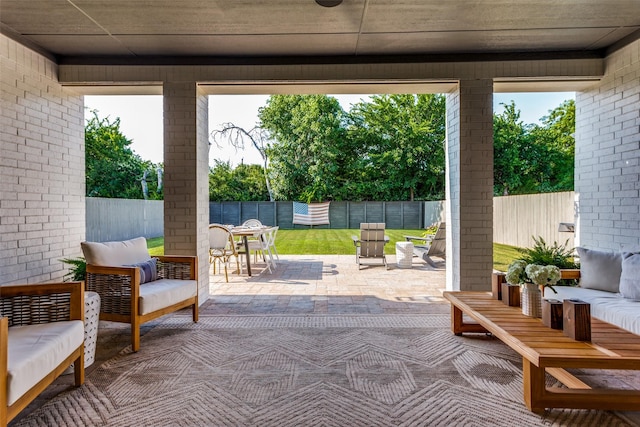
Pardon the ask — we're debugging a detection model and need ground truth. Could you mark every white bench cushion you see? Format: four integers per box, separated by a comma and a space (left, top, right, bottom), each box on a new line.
139, 279, 197, 315
7, 320, 84, 406
546, 286, 640, 335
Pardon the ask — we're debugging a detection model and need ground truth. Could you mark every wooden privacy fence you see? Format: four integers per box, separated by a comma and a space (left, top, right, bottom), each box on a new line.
86, 192, 576, 249
493, 191, 576, 249
209, 201, 444, 230
86, 198, 164, 242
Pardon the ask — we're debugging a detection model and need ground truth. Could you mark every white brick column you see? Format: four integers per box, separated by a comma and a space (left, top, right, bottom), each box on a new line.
445, 79, 494, 291
163, 82, 210, 302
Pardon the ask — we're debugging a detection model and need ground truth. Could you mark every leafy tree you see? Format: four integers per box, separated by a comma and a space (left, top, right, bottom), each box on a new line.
210, 124, 274, 201
493, 102, 532, 195
347, 94, 446, 201
528, 100, 575, 192
209, 160, 269, 201
493, 100, 575, 195
85, 111, 161, 199
258, 95, 354, 202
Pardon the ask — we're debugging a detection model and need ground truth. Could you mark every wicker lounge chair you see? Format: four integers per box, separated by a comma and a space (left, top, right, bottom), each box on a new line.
1, 282, 85, 425
82, 237, 198, 352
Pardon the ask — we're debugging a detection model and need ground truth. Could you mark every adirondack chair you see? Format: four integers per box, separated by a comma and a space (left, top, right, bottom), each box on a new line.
351, 223, 390, 269
404, 222, 446, 267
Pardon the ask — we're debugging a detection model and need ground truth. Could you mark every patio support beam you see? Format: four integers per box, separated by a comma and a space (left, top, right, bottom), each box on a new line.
163, 81, 210, 302
445, 79, 494, 291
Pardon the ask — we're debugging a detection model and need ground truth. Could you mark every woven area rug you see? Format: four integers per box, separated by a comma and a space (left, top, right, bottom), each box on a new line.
14, 314, 638, 427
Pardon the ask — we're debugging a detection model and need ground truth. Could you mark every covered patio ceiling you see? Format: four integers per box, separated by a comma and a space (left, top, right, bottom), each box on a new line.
1, 0, 639, 63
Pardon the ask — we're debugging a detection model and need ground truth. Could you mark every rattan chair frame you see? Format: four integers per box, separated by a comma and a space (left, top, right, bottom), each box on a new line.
209, 224, 241, 282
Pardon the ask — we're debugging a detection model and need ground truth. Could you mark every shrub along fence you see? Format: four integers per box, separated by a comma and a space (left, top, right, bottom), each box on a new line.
86, 192, 576, 249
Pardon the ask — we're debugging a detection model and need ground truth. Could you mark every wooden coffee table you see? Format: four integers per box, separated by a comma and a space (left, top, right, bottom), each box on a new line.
443, 291, 640, 413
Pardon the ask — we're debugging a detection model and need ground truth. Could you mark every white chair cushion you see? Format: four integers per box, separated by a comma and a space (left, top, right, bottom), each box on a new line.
139, 279, 198, 315
547, 286, 640, 335
7, 321, 84, 406
81, 237, 150, 266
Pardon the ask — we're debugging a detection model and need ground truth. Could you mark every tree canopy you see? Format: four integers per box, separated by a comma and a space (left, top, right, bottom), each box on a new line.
258, 95, 353, 202
493, 99, 575, 195
208, 160, 269, 202
256, 94, 446, 202
85, 111, 162, 199
88, 95, 575, 202
347, 94, 446, 201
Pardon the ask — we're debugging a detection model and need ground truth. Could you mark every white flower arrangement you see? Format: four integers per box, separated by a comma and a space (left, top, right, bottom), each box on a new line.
525, 264, 561, 288
505, 259, 528, 285
505, 260, 561, 293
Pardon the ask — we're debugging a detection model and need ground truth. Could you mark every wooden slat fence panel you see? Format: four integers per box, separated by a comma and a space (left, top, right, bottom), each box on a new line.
493, 191, 575, 249
424, 201, 446, 227
86, 198, 163, 242
328, 201, 348, 229
88, 195, 575, 245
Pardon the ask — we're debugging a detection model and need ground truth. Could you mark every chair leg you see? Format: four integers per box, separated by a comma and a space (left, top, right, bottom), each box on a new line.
192, 301, 199, 322
423, 254, 438, 267
73, 350, 84, 386
266, 246, 276, 268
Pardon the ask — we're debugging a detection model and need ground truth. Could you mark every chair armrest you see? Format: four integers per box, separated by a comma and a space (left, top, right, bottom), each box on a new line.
0, 282, 84, 326
351, 235, 360, 245
86, 265, 140, 290
404, 235, 432, 243
384, 235, 390, 243
157, 255, 197, 280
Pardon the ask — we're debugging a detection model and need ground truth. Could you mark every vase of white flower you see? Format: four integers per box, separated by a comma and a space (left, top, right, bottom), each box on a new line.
521, 282, 542, 317
505, 260, 562, 318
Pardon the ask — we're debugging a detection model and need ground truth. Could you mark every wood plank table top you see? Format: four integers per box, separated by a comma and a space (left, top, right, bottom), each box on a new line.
443, 291, 640, 412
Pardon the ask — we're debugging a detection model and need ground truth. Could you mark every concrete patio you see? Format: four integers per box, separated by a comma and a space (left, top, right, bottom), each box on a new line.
205, 254, 448, 315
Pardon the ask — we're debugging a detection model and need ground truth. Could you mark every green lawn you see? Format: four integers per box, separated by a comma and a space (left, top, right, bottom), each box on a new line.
146, 230, 523, 270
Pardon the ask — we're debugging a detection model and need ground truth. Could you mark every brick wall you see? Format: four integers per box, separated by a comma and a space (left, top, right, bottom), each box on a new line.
0, 34, 85, 284
575, 39, 640, 250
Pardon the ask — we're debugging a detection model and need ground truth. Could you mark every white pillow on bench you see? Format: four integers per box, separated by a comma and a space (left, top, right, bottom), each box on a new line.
620, 253, 640, 301
577, 247, 622, 293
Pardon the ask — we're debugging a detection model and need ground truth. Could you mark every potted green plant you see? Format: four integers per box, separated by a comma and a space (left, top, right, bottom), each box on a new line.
505, 237, 578, 317
61, 257, 86, 282
515, 236, 580, 282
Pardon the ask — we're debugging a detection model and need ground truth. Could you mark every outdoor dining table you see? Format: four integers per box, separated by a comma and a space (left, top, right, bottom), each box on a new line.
230, 226, 273, 276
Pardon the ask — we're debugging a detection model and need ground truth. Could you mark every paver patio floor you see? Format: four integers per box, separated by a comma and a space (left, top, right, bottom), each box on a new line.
204, 254, 448, 315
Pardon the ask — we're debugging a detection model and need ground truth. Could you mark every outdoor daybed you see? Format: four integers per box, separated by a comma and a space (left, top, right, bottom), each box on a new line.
544, 247, 640, 335
1, 282, 85, 426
